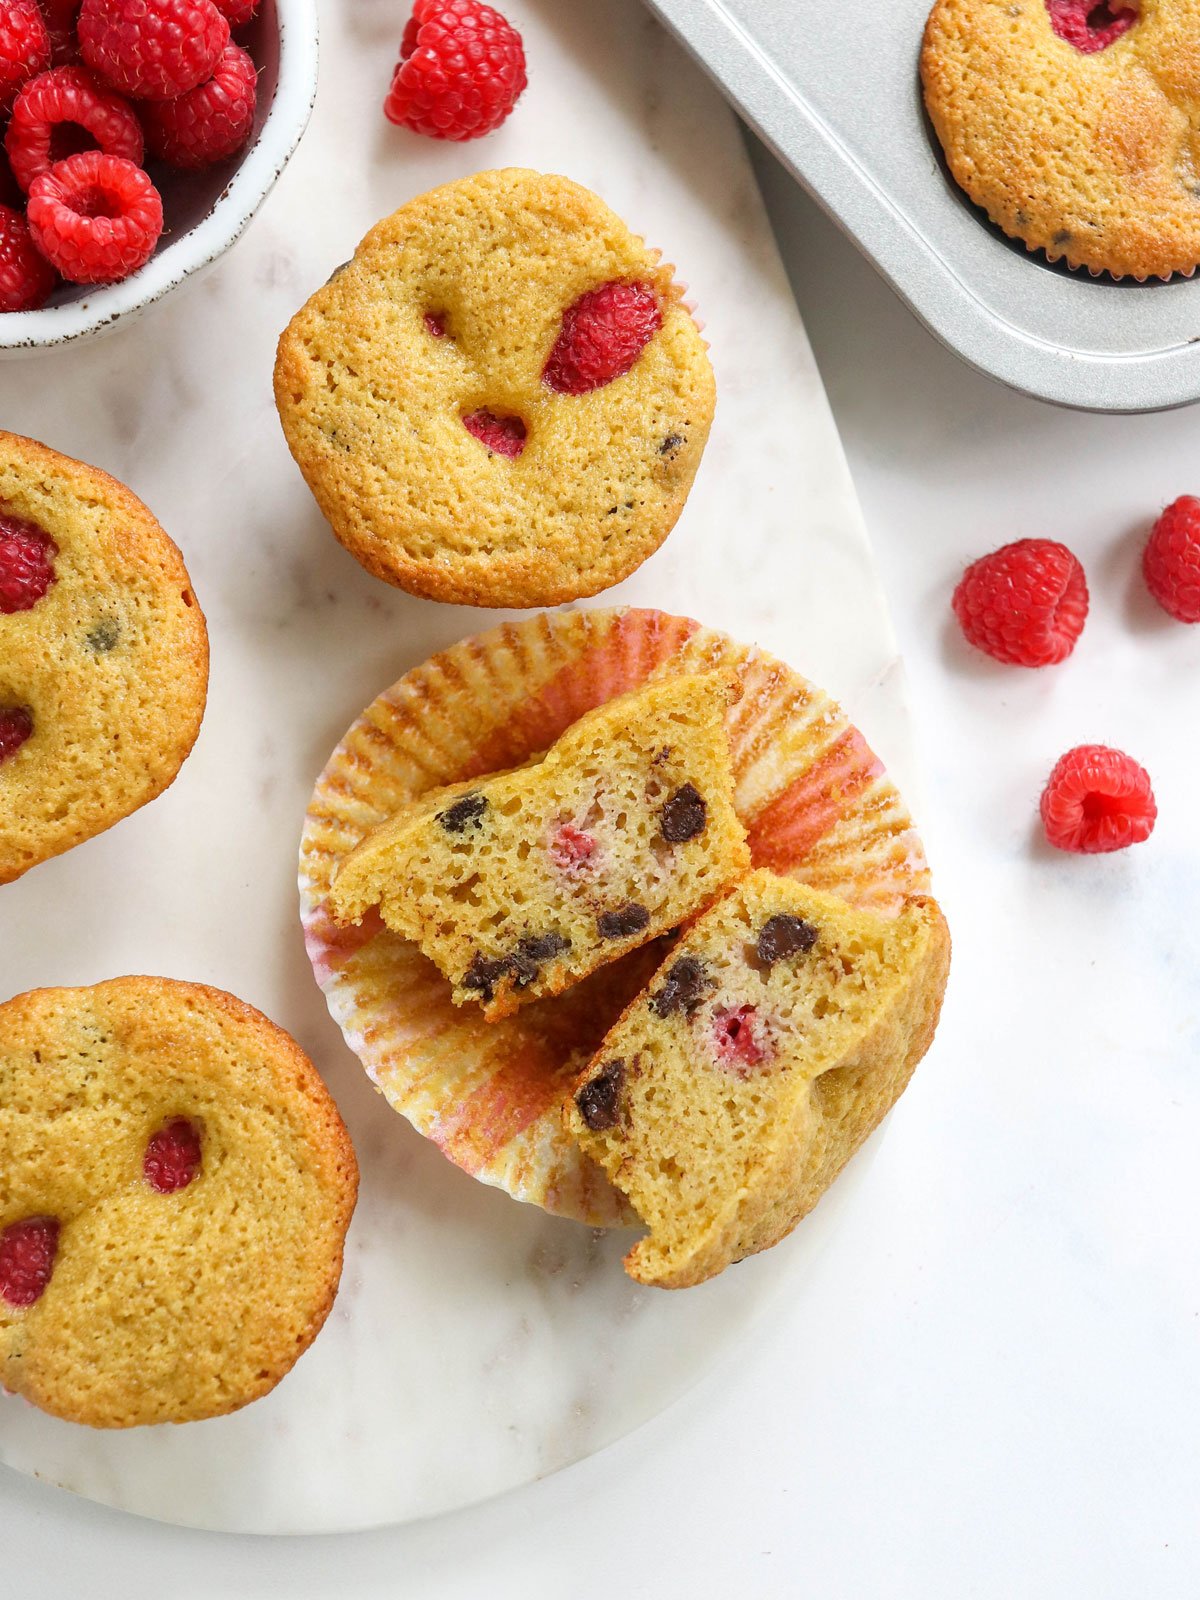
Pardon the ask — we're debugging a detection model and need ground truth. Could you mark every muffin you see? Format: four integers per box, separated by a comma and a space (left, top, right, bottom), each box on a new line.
0, 977, 358, 1428
565, 872, 950, 1288
922, 0, 1200, 279
328, 669, 749, 1021
274, 168, 716, 606
0, 431, 209, 884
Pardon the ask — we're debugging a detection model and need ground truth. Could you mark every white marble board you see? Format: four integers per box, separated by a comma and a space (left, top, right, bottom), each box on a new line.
0, 0, 922, 1533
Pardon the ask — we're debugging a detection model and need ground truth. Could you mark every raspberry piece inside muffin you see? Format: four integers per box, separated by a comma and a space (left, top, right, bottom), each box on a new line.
0, 512, 56, 611
144, 1116, 203, 1193
0, 705, 33, 763
1045, 0, 1138, 53
462, 408, 527, 459
549, 821, 597, 871
0, 1216, 60, 1306
543, 280, 662, 395
712, 1004, 767, 1071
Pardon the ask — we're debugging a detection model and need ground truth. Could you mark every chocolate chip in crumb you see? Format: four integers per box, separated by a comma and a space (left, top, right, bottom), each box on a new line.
85, 618, 120, 653
576, 1059, 625, 1131
510, 931, 570, 987
438, 792, 488, 833
660, 432, 683, 457
756, 914, 818, 966
462, 952, 513, 1003
659, 783, 707, 843
649, 955, 708, 1018
597, 903, 651, 940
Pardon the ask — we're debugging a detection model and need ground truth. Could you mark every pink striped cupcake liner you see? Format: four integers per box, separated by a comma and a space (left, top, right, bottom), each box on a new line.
299, 607, 931, 1225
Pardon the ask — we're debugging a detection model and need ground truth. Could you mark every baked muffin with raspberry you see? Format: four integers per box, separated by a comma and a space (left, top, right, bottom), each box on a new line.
922, 0, 1200, 279
273, 168, 716, 607
0, 976, 358, 1428
328, 671, 749, 1021
565, 872, 950, 1288
0, 431, 208, 883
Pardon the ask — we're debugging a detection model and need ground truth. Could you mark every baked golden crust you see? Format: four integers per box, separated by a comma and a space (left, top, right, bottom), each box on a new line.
0, 977, 358, 1428
0, 431, 209, 884
565, 873, 951, 1289
273, 168, 716, 607
921, 0, 1200, 279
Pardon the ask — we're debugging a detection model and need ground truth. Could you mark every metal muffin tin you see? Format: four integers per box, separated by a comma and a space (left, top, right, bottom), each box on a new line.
646, 0, 1200, 413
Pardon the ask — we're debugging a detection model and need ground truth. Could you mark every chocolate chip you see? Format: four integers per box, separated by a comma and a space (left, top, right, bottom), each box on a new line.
85, 618, 120, 653
756, 914, 818, 966
659, 783, 707, 843
660, 432, 683, 457
597, 904, 651, 940
576, 1059, 625, 1131
510, 931, 570, 988
438, 792, 488, 833
648, 955, 708, 1018
461, 952, 513, 1003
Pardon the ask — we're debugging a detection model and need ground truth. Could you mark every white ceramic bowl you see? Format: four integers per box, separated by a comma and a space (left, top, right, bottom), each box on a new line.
0, 0, 317, 355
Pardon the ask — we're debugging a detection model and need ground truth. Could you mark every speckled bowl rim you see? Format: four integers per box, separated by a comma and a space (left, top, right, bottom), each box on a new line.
0, 0, 318, 354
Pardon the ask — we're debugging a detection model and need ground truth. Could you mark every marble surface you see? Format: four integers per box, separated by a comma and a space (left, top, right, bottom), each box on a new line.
0, 0, 921, 1536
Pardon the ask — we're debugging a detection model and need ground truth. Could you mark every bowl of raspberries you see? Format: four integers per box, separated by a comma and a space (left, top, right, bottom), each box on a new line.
0, 0, 318, 350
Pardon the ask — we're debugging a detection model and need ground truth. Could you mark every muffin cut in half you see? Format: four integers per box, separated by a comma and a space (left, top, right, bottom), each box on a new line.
328, 670, 750, 1022
565, 871, 950, 1288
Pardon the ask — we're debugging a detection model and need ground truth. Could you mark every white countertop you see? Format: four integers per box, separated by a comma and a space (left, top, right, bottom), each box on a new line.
6, 18, 1200, 1600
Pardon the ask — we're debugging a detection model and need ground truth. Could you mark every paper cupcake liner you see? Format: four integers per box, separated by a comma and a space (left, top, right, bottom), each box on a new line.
300, 608, 931, 1225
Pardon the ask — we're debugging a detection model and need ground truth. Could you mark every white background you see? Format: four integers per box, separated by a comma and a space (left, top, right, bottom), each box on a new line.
6, 38, 1200, 1600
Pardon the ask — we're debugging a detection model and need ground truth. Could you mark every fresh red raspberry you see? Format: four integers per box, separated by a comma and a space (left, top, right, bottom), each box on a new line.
0, 705, 34, 763
78, 0, 229, 100
6, 65, 143, 194
1142, 495, 1200, 623
0, 0, 50, 115
28, 149, 162, 283
0, 1216, 60, 1306
0, 514, 57, 610
384, 0, 526, 141
1046, 0, 1137, 53
0, 202, 57, 309
144, 1117, 202, 1193
211, 0, 256, 25
952, 537, 1089, 667
543, 281, 663, 395
712, 1005, 767, 1071
550, 822, 598, 871
41, 0, 82, 65
1040, 744, 1156, 854
142, 41, 256, 169
462, 407, 527, 457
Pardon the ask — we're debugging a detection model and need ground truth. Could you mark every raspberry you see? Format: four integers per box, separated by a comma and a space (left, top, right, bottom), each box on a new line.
384, 0, 526, 142
0, 0, 50, 115
28, 149, 162, 284
0, 514, 56, 609
1040, 745, 1157, 854
142, 41, 256, 168
144, 1117, 202, 1193
543, 281, 663, 395
712, 1005, 767, 1071
0, 706, 34, 763
211, 0, 256, 24
0, 203, 57, 309
952, 538, 1089, 667
78, 0, 229, 100
6, 65, 144, 194
0, 1217, 60, 1306
462, 407, 526, 457
549, 822, 597, 871
1143, 495, 1200, 623
423, 309, 446, 337
1046, 0, 1138, 53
